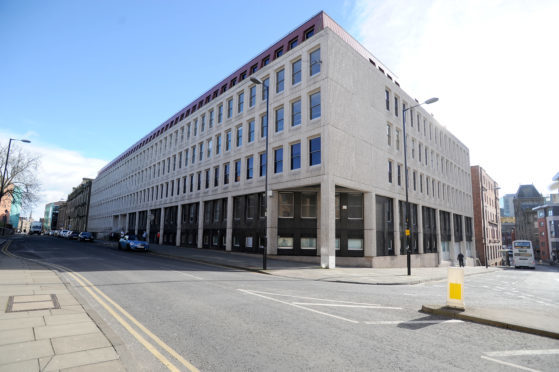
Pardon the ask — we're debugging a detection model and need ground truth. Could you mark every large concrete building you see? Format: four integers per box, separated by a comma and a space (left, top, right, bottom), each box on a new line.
513, 184, 544, 258
88, 12, 475, 268
471, 166, 502, 266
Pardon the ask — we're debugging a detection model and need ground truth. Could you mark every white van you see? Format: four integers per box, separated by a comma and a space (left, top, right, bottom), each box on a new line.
512, 240, 536, 269
29, 222, 43, 235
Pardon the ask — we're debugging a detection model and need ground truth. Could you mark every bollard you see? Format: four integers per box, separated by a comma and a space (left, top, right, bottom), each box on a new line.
446, 267, 465, 310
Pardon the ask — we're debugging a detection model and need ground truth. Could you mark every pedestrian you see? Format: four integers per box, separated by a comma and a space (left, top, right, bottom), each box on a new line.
457, 252, 465, 267
156, 231, 160, 242
142, 230, 147, 241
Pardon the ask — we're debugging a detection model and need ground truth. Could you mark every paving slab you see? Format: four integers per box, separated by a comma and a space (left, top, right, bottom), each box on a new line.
0, 339, 54, 365
39, 346, 118, 371
35, 322, 100, 340
0, 327, 35, 346
0, 316, 45, 330
61, 359, 126, 372
52, 332, 111, 354
0, 358, 40, 372
45, 313, 92, 326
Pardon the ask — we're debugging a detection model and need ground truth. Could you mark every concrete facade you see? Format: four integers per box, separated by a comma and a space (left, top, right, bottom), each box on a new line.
471, 166, 502, 266
88, 12, 474, 268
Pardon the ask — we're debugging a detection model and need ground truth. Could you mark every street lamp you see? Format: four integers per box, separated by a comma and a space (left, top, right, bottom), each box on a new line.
250, 76, 269, 270
402, 98, 438, 275
1, 138, 31, 203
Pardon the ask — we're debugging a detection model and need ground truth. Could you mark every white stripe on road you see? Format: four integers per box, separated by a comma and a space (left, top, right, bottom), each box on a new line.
293, 303, 402, 310
485, 349, 559, 357
481, 356, 540, 371
365, 320, 463, 325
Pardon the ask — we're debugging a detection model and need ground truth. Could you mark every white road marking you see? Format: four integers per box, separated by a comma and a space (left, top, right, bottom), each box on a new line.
240, 290, 386, 306
238, 289, 359, 323
365, 319, 463, 325
481, 356, 540, 371
292, 302, 402, 310
485, 349, 559, 357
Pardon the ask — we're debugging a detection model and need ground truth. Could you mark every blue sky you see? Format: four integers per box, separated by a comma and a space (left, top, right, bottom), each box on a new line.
1, 0, 558, 218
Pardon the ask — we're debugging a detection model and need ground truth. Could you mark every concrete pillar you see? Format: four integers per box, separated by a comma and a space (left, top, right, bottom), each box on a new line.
197, 201, 204, 249
176, 204, 182, 247
319, 177, 336, 268
435, 209, 443, 265
417, 204, 424, 254
268, 191, 278, 255
124, 214, 129, 234
134, 212, 139, 236
226, 196, 233, 251
159, 207, 164, 245
450, 213, 456, 265
394, 200, 401, 256
460, 215, 466, 257
146, 211, 151, 241
364, 192, 376, 257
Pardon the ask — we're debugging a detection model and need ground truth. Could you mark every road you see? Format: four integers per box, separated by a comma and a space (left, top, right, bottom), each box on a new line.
5, 235, 559, 371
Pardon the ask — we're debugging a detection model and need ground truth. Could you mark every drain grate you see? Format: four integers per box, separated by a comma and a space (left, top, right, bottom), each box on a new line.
6, 294, 60, 312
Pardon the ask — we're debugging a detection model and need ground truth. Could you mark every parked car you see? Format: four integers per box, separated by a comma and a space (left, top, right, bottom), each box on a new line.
68, 231, 80, 240
58, 230, 69, 238
118, 234, 149, 251
78, 232, 94, 242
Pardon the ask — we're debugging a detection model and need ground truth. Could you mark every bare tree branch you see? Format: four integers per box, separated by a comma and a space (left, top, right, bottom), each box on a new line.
0, 144, 41, 213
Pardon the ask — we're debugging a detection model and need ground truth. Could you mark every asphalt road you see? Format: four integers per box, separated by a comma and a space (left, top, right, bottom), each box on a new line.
6, 235, 559, 371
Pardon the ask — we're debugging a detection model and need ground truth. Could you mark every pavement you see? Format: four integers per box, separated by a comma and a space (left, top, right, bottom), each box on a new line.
0, 237, 557, 372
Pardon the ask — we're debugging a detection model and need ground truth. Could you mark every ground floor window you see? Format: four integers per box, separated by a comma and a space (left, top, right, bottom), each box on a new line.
278, 237, 293, 249
348, 238, 363, 251
301, 237, 317, 249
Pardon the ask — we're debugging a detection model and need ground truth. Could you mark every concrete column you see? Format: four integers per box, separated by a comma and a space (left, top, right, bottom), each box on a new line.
319, 177, 336, 268
176, 204, 182, 247
124, 214, 129, 234
134, 212, 139, 236
146, 211, 151, 241
268, 191, 278, 255
159, 207, 164, 245
394, 200, 401, 256
364, 192, 376, 257
226, 196, 233, 251
435, 209, 443, 265
417, 204, 424, 254
197, 201, 204, 249
460, 215, 466, 257
450, 213, 456, 265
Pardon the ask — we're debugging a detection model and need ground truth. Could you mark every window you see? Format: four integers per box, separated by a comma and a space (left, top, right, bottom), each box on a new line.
224, 163, 230, 184
225, 131, 231, 151
209, 110, 214, 127
292, 59, 301, 84
218, 104, 223, 123
385, 89, 390, 110
301, 238, 317, 250
279, 192, 294, 217
413, 171, 417, 191
275, 107, 284, 132
259, 153, 266, 177
291, 99, 301, 126
396, 129, 400, 151
278, 237, 293, 249
262, 56, 270, 66
310, 91, 321, 119
249, 86, 256, 107
388, 160, 393, 183
193, 119, 198, 136
199, 142, 203, 161
201, 115, 206, 132
197, 172, 201, 190
236, 126, 242, 147
191, 146, 196, 163
301, 193, 317, 218
238, 92, 244, 113
291, 142, 301, 170
310, 48, 320, 75
309, 137, 321, 166
289, 38, 298, 49
205, 169, 210, 189
274, 148, 283, 173
246, 156, 253, 179
234, 160, 241, 182
216, 134, 221, 154
261, 115, 268, 138
227, 98, 233, 118
348, 239, 363, 251
248, 120, 255, 142
387, 124, 392, 146
262, 78, 269, 100
304, 27, 314, 39
397, 164, 401, 186
276, 69, 284, 93
348, 193, 363, 219
394, 96, 399, 117
214, 166, 219, 187
189, 175, 193, 192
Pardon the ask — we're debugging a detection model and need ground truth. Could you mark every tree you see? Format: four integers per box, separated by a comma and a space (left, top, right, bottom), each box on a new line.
0, 143, 41, 214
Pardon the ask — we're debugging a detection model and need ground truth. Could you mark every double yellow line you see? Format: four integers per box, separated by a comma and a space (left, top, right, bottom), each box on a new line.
1, 240, 199, 372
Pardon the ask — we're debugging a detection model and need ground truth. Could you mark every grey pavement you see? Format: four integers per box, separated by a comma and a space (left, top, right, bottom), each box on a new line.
0, 239, 126, 372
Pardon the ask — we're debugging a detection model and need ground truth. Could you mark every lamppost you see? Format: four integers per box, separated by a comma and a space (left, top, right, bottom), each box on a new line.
1, 138, 31, 203
402, 98, 438, 275
250, 77, 269, 270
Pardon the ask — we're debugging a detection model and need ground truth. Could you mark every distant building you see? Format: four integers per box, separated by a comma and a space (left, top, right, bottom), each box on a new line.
513, 185, 544, 258
66, 178, 93, 232
43, 201, 65, 231
500, 216, 515, 250
18, 217, 31, 233
58, 202, 68, 230
533, 203, 559, 261
502, 194, 515, 217
471, 166, 502, 266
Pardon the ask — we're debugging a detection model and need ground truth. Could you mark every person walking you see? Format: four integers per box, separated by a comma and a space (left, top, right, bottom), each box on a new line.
457, 252, 465, 267
142, 230, 147, 241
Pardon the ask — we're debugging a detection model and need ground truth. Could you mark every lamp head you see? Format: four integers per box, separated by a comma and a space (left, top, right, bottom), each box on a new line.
250, 77, 262, 85
424, 97, 439, 105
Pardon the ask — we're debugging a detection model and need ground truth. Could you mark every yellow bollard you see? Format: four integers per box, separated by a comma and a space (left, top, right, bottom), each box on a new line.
446, 267, 465, 310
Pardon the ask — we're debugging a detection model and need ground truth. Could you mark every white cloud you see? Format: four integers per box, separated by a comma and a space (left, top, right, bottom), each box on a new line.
351, 0, 559, 197
1, 130, 106, 220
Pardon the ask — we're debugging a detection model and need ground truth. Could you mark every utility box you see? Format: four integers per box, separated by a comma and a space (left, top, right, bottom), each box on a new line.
446, 267, 465, 310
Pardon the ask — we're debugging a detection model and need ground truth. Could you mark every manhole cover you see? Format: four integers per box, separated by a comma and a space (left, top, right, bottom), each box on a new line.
5, 294, 60, 312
